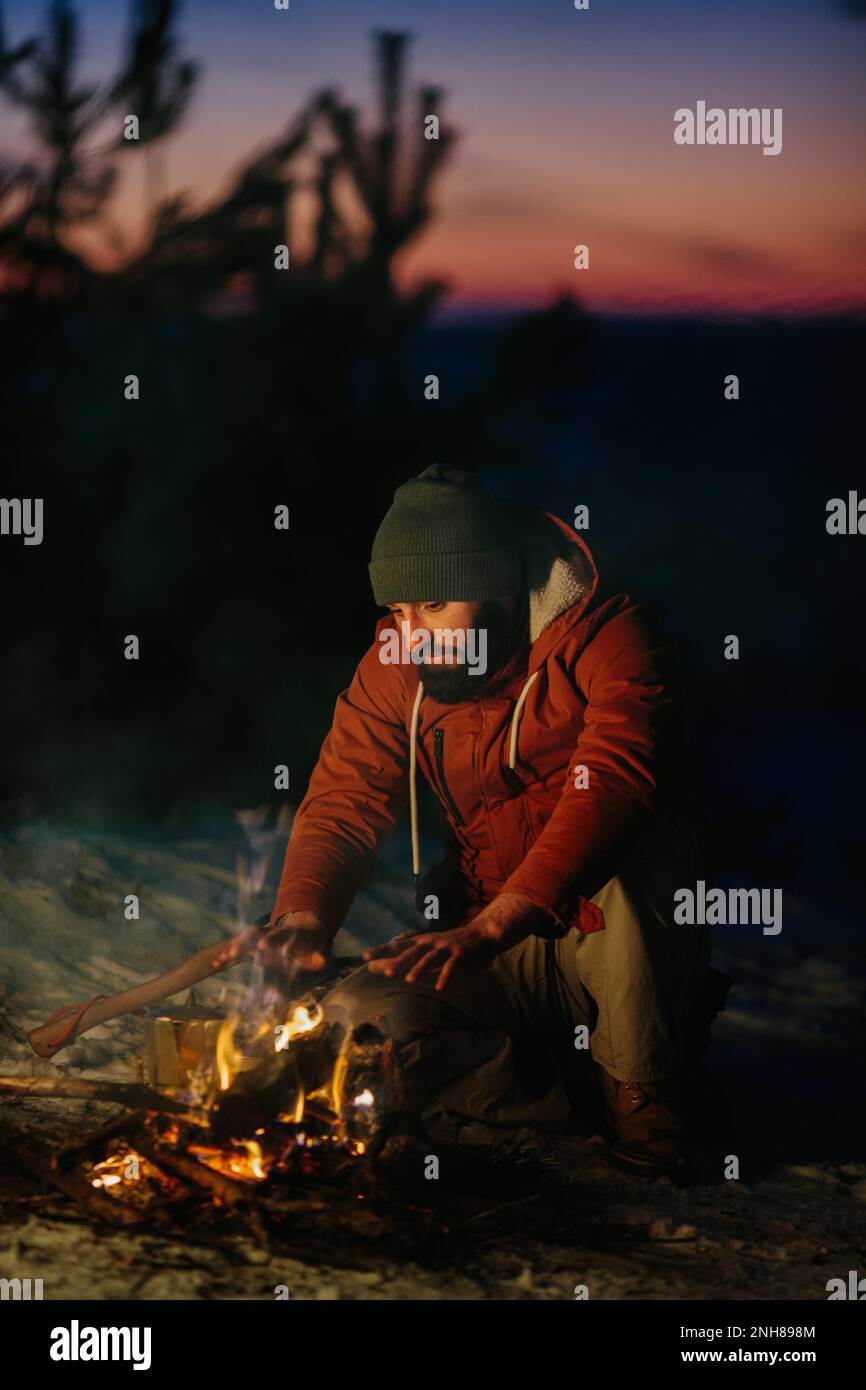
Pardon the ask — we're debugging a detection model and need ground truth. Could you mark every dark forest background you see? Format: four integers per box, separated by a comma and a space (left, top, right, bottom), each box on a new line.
1, 3, 863, 934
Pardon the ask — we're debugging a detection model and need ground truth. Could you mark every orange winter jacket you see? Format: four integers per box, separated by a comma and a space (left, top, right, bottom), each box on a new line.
272, 509, 692, 942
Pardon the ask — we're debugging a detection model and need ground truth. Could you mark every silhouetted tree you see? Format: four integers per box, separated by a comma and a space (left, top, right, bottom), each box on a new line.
0, 0, 196, 302
129, 31, 455, 324
109, 0, 197, 236
128, 98, 318, 308
312, 33, 455, 303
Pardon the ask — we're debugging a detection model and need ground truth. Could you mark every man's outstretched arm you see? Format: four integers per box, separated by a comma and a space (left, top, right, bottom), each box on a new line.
265, 637, 411, 970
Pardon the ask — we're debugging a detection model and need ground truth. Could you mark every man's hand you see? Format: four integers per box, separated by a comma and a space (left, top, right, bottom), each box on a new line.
257, 911, 330, 972
363, 891, 550, 991
211, 911, 330, 975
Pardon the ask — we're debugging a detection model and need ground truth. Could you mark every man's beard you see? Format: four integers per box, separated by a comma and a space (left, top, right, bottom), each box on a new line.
420, 599, 519, 704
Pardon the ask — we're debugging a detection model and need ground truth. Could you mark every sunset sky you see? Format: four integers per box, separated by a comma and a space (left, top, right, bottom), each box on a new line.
2, 0, 865, 316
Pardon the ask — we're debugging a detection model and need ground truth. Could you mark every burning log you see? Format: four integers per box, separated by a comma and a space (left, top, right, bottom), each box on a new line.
208, 1014, 393, 1155
41, 1158, 150, 1227
209, 1022, 338, 1140
2, 1135, 151, 1227
127, 1125, 253, 1207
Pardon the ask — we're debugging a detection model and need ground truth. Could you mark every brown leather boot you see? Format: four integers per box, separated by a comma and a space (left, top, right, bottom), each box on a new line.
597, 1066, 688, 1176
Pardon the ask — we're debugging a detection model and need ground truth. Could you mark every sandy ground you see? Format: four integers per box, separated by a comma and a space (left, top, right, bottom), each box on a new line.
1, 820, 864, 1301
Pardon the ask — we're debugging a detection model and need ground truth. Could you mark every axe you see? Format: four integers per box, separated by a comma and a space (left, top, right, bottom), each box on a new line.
26, 914, 276, 1059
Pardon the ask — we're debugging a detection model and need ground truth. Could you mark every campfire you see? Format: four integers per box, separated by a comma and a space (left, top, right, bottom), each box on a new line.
1, 823, 544, 1233
1, 986, 397, 1227
0, 813, 406, 1224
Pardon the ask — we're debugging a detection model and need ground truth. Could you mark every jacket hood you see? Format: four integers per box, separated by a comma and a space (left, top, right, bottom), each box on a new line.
519, 509, 599, 664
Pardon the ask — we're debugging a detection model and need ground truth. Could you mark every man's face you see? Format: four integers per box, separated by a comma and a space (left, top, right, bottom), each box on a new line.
384, 597, 518, 703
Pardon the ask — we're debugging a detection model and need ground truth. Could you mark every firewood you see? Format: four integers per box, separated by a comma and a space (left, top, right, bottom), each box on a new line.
43, 1163, 148, 1226
208, 1033, 333, 1141
52, 1109, 147, 1170
0, 1073, 196, 1116
2, 1139, 147, 1227
128, 1126, 253, 1207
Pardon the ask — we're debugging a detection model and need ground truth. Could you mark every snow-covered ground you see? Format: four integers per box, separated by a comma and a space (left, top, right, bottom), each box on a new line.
1, 820, 864, 1300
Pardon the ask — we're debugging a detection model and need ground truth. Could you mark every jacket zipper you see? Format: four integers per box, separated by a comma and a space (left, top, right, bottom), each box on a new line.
433, 727, 465, 826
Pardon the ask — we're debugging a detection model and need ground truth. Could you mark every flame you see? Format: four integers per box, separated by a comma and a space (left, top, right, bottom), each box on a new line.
240, 1139, 266, 1180
288, 1003, 321, 1037
215, 1014, 244, 1092
215, 1000, 323, 1093
274, 1003, 322, 1052
330, 1040, 349, 1114
89, 1147, 161, 1193
187, 1138, 269, 1183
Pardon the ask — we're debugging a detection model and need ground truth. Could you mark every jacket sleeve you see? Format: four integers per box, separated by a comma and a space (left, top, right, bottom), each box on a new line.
271, 638, 411, 940
501, 602, 684, 933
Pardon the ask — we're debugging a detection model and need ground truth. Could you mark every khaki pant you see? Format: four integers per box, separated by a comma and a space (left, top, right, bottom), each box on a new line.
320, 813, 709, 1138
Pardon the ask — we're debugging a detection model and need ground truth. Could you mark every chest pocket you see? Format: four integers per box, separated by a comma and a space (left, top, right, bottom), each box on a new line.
432, 726, 465, 826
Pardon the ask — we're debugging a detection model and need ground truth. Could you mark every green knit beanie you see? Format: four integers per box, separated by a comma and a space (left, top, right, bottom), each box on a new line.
369, 466, 523, 604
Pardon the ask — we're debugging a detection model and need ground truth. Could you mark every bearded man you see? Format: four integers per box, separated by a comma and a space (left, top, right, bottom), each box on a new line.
257, 465, 718, 1175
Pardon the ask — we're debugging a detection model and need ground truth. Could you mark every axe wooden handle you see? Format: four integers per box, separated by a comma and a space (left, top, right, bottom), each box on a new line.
26, 930, 261, 1060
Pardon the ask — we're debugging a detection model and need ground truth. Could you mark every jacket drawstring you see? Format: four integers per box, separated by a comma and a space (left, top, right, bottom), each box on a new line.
507, 670, 539, 771
409, 669, 540, 898
409, 682, 424, 899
